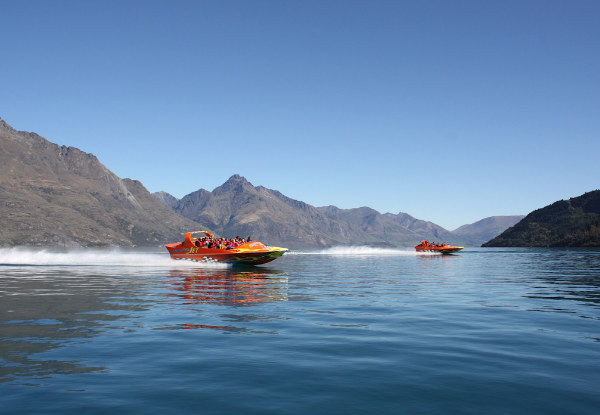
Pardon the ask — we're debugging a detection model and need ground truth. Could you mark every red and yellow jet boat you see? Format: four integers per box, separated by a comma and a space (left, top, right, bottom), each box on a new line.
165, 231, 287, 265
415, 240, 463, 254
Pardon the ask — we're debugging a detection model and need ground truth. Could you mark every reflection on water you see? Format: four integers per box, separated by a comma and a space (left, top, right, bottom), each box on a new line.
166, 267, 288, 306
158, 267, 289, 332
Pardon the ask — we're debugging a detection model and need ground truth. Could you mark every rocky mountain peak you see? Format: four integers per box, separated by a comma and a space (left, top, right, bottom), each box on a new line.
225, 174, 250, 186
214, 174, 253, 195
0, 117, 15, 133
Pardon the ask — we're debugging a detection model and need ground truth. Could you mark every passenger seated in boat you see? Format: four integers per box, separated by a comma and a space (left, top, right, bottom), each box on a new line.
197, 235, 253, 249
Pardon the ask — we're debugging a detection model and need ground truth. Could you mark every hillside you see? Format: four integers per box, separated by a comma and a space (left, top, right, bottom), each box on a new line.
483, 190, 600, 247
452, 215, 525, 246
0, 117, 200, 247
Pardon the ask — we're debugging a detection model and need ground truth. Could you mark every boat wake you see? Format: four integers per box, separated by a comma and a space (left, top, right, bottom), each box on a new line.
289, 246, 439, 256
0, 247, 230, 268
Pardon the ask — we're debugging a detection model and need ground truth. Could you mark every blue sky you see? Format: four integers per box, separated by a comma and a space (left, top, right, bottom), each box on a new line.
2, 0, 599, 230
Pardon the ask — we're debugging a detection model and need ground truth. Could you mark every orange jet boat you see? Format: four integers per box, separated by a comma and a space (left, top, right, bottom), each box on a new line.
165, 231, 288, 265
415, 240, 463, 254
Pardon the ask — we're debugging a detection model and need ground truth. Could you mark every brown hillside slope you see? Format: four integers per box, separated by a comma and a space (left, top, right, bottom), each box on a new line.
0, 117, 199, 247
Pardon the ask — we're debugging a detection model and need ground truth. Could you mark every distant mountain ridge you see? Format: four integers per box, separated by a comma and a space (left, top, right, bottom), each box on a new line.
0, 117, 200, 247
153, 191, 178, 209
153, 175, 514, 249
483, 190, 600, 247
452, 215, 525, 246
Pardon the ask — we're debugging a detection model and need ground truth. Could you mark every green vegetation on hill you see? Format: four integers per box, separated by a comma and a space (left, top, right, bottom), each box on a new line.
483, 190, 600, 247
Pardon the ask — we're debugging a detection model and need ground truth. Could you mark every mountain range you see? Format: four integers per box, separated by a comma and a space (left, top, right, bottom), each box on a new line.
153, 175, 523, 248
0, 116, 522, 248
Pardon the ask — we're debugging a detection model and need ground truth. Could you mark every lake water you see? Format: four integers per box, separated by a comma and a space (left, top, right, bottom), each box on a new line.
1, 246, 599, 414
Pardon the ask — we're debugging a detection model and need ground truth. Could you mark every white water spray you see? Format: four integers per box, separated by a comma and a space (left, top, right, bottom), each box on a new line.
0, 247, 230, 268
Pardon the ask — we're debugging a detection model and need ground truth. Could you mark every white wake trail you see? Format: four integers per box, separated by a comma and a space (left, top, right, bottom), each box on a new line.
0, 247, 230, 268
288, 246, 438, 256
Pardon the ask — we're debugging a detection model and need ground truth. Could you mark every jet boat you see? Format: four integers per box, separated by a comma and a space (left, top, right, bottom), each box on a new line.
165, 231, 288, 265
415, 240, 463, 254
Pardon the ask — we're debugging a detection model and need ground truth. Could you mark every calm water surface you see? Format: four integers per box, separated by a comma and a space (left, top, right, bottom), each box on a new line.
1, 247, 599, 414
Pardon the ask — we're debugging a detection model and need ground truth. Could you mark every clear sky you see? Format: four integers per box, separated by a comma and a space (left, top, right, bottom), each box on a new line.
2, 0, 599, 230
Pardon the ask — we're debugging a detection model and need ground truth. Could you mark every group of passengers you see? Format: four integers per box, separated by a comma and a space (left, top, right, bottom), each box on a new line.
194, 236, 252, 250
424, 241, 446, 248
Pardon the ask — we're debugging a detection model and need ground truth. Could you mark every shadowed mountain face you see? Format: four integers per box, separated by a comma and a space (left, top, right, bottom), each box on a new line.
161, 175, 470, 249
483, 190, 600, 247
0, 117, 199, 247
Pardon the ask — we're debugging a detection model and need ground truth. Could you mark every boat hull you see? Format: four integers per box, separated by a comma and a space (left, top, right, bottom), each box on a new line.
167, 246, 287, 265
415, 241, 463, 254
429, 247, 463, 254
